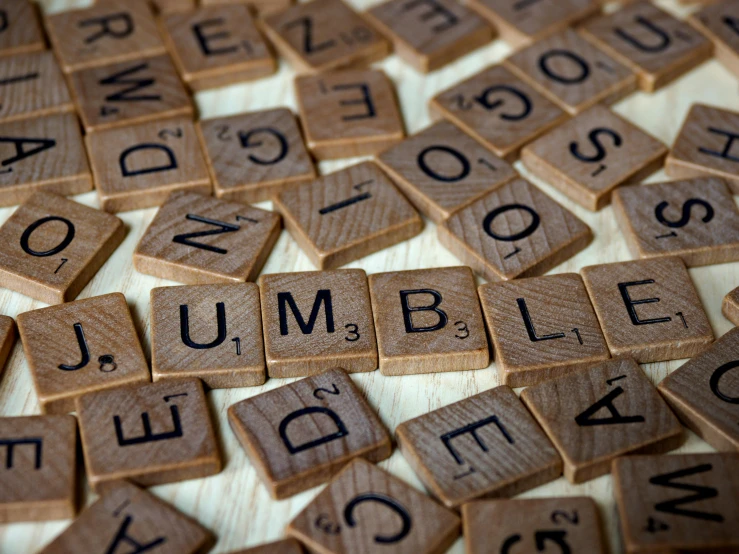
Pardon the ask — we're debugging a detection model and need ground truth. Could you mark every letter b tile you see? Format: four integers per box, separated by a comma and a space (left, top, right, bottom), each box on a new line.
228, 368, 392, 499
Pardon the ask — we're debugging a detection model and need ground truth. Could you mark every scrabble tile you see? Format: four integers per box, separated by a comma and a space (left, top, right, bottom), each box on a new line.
0, 315, 14, 378
68, 55, 193, 133
134, 191, 281, 284
274, 162, 422, 270
44, 0, 166, 73
295, 69, 405, 160
0, 51, 74, 123
0, 0, 45, 58
0, 415, 77, 523
38, 481, 215, 554
365, 0, 492, 73
76, 378, 221, 492
228, 368, 391, 499
287, 458, 460, 554
375, 120, 517, 223
665, 103, 739, 194
227, 539, 304, 554
197, 108, 317, 203
521, 104, 667, 211
262, 0, 390, 74
17, 293, 150, 414
151, 283, 266, 388
161, 5, 276, 92
0, 192, 125, 304
580, 257, 714, 363
504, 29, 636, 115
658, 327, 739, 452
521, 358, 683, 483
465, 0, 599, 47
579, 1, 712, 92
479, 273, 610, 387
613, 177, 739, 267
201, 1, 295, 18
463, 497, 606, 554
367, 266, 489, 376
724, 287, 739, 325
429, 64, 569, 162
0, 113, 93, 207
438, 178, 592, 282
258, 270, 377, 378
613, 453, 739, 553
689, 0, 739, 77
396, 386, 562, 508
86, 118, 211, 213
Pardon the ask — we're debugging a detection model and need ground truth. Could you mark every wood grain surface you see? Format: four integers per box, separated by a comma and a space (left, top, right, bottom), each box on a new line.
2, 1, 739, 553
0, 0, 45, 58
724, 286, 739, 325
688, 0, 739, 77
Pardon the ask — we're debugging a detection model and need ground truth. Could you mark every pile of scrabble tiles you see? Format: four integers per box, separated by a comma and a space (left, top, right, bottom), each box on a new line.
0, 0, 738, 552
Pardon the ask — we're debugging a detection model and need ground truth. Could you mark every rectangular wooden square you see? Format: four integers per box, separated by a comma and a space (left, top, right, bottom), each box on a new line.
580, 257, 714, 363
258, 269, 377, 378
17, 293, 150, 414
724, 286, 739, 326
228, 368, 391, 499
0, 0, 45, 58
0, 192, 125, 304
689, 0, 739, 77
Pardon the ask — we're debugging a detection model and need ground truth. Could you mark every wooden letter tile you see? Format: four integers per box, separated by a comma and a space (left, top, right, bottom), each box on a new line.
0, 113, 92, 207
68, 55, 193, 133
274, 162, 422, 269
429, 64, 568, 162
368, 266, 489, 376
0, 315, 15, 379
228, 368, 391, 499
134, 191, 281, 284
0, 51, 74, 123
86, 118, 211, 213
479, 273, 610, 387
151, 283, 265, 388
197, 108, 316, 203
376, 120, 517, 223
295, 69, 405, 160
579, 1, 712, 92
161, 5, 276, 92
396, 386, 562, 508
666, 103, 739, 194
76, 378, 221, 492
17, 293, 150, 414
689, 0, 739, 77
504, 29, 636, 115
658, 327, 739, 452
258, 270, 377, 378
724, 286, 739, 325
0, 192, 125, 304
44, 0, 166, 73
463, 497, 606, 554
521, 358, 683, 483
365, 0, 492, 73
522, 104, 667, 210
0, 415, 77, 523
38, 481, 215, 554
438, 178, 592, 282
0, 0, 45, 58
613, 454, 739, 553
580, 257, 714, 363
287, 458, 460, 554
262, 0, 389, 73
613, 177, 739, 267
226, 539, 304, 554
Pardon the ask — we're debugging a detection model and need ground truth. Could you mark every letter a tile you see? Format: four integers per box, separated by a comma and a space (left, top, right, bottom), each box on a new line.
134, 191, 281, 284
287, 458, 460, 554
0, 415, 77, 523
612, 454, 739, 553
228, 368, 391, 499
395, 386, 562, 508
38, 481, 215, 554
17, 293, 150, 414
689, 0, 739, 78
0, 0, 45, 58
151, 283, 266, 388
521, 358, 683, 483
724, 287, 739, 325
76, 379, 221, 492
580, 257, 714, 363
0, 192, 125, 304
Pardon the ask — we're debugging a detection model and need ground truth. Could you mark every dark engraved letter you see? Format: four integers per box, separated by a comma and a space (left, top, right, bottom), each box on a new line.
20, 216, 75, 257
180, 302, 227, 349
344, 493, 412, 544
417, 145, 471, 182
284, 16, 335, 54
655, 198, 714, 228
539, 50, 590, 84
709, 360, 739, 404
172, 214, 240, 254
115, 404, 184, 446
79, 12, 134, 44
58, 323, 91, 371
698, 127, 739, 163
517, 298, 565, 342
334, 83, 376, 121
0, 438, 42, 469
0, 136, 56, 167
400, 289, 448, 333
0, 10, 7, 33
192, 18, 239, 56
618, 280, 672, 326
119, 143, 177, 177
100, 62, 161, 103
575, 387, 646, 426
238, 127, 288, 165
474, 85, 532, 121
403, 0, 458, 33
278, 290, 335, 335
441, 415, 514, 466
278, 407, 348, 454
649, 464, 724, 522
483, 204, 540, 242
104, 515, 166, 554
569, 128, 622, 163
614, 16, 671, 53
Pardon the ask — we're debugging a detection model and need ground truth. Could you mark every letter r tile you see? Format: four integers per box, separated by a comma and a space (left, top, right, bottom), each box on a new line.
228, 368, 392, 499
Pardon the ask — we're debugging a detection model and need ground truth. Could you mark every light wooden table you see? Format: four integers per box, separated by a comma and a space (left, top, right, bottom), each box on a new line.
2, 1, 738, 552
